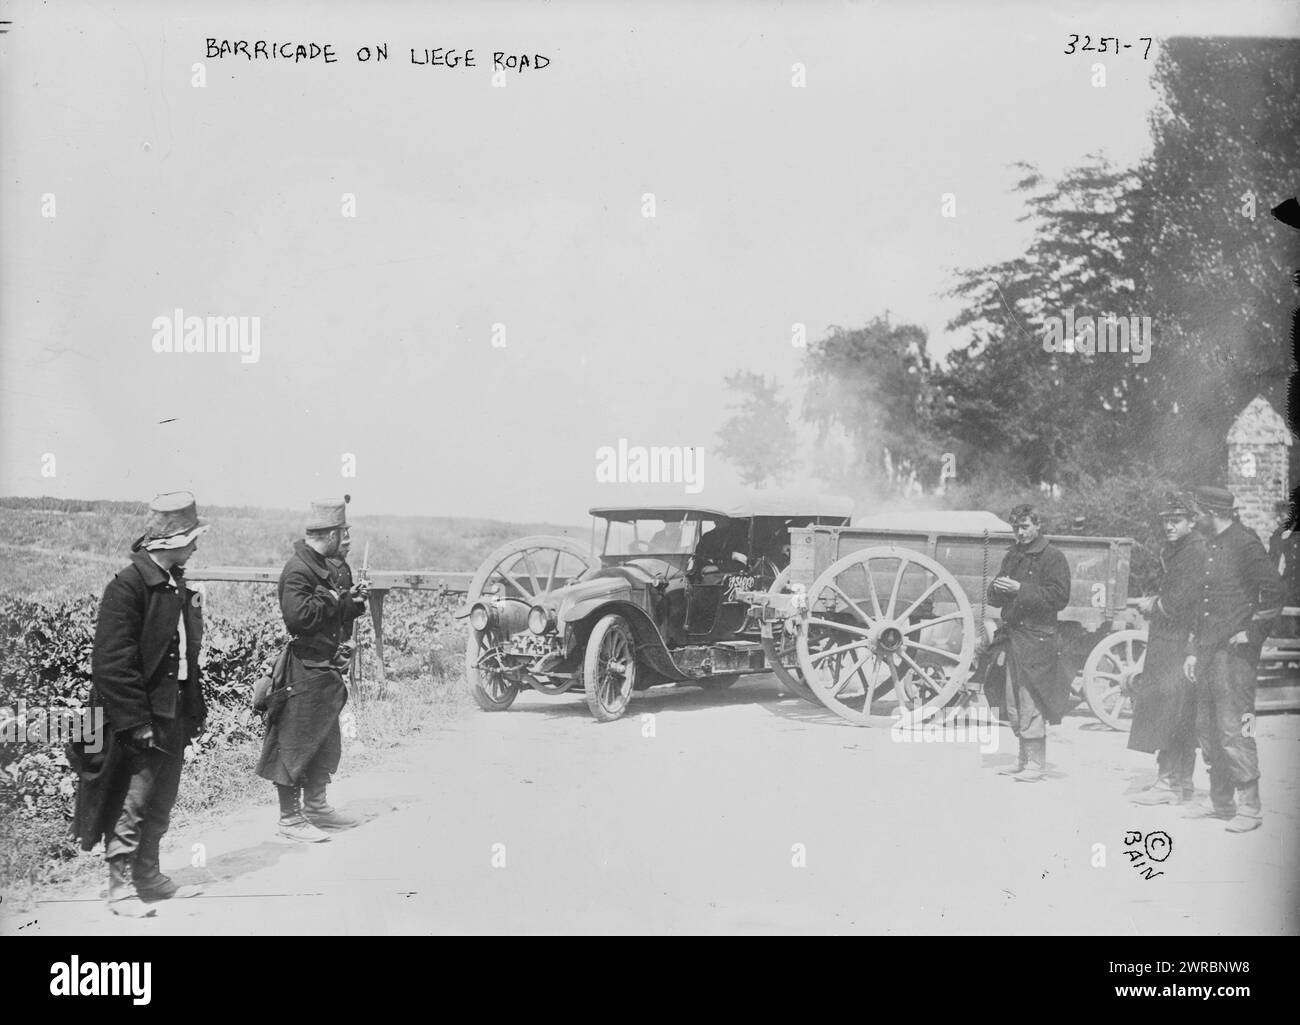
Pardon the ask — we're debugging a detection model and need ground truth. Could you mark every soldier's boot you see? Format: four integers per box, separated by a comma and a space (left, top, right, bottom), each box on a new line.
1181, 799, 1236, 820
1184, 771, 1236, 819
1131, 779, 1180, 805
1139, 759, 1169, 792
1014, 738, 1047, 783
1225, 781, 1263, 833
276, 785, 330, 843
107, 855, 156, 918
132, 840, 202, 901
302, 781, 359, 831
997, 740, 1027, 776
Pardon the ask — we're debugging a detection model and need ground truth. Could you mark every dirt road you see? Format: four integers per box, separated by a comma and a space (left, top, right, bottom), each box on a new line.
6, 677, 1298, 935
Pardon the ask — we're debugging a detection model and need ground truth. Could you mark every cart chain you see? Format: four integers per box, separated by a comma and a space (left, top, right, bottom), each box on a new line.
978, 528, 989, 645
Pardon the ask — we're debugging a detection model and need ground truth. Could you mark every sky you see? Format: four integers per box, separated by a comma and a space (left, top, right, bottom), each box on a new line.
3, 0, 1298, 524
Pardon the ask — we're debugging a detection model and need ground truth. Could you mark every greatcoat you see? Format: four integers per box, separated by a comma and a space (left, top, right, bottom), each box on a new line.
984, 535, 1073, 723
69, 554, 204, 851
256, 541, 357, 786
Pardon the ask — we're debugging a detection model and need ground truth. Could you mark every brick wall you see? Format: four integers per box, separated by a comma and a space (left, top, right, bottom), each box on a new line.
1226, 396, 1292, 539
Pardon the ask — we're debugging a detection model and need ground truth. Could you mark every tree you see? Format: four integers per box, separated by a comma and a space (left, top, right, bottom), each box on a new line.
937, 39, 1300, 488
1136, 37, 1300, 482
801, 316, 943, 494
716, 371, 797, 487
938, 156, 1151, 487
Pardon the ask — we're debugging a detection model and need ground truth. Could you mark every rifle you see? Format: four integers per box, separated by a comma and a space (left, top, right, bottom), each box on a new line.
357, 541, 387, 698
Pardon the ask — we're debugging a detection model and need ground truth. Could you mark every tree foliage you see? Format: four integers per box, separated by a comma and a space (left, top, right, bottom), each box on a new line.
801, 316, 942, 493
715, 371, 798, 487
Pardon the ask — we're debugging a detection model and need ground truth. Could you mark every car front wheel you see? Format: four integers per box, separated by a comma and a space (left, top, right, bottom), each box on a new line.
582, 614, 637, 722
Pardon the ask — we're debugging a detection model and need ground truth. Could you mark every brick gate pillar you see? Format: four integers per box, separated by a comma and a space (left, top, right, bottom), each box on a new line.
1227, 395, 1292, 538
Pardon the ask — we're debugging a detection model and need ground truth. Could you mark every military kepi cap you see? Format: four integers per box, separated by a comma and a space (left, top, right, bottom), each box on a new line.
132, 491, 210, 552
306, 494, 350, 531
1157, 491, 1196, 518
1189, 485, 1237, 514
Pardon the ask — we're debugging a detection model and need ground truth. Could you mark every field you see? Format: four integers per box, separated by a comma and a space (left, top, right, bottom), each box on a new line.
0, 497, 584, 894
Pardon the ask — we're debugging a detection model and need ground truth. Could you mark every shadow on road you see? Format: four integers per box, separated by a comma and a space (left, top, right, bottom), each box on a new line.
502, 675, 816, 721
157, 794, 421, 891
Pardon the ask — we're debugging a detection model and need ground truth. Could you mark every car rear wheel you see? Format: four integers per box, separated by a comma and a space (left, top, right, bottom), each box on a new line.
583, 614, 637, 722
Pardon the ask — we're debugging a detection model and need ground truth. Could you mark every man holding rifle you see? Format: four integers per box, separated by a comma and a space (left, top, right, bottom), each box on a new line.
257, 496, 368, 841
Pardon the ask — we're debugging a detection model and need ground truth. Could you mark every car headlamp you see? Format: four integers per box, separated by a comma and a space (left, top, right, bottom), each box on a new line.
469, 602, 492, 632
528, 605, 555, 635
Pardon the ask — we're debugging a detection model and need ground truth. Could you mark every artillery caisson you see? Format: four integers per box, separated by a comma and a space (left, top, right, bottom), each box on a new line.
749, 522, 1138, 727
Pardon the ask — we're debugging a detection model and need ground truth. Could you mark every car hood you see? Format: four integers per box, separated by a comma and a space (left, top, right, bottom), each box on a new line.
549, 562, 671, 621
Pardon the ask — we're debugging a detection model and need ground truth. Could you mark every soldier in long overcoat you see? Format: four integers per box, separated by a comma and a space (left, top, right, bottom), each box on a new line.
69, 492, 210, 916
1129, 493, 1205, 804
985, 504, 1072, 782
256, 496, 367, 841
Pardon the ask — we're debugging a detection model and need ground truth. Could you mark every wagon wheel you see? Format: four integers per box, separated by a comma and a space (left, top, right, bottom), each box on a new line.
582, 613, 637, 721
759, 566, 822, 706
794, 546, 976, 727
1083, 629, 1145, 731
464, 535, 599, 710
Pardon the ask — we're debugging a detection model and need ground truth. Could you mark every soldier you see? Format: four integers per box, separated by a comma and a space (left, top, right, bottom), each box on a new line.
1182, 486, 1283, 832
71, 493, 210, 916
1130, 493, 1205, 805
986, 504, 1072, 782
256, 496, 367, 841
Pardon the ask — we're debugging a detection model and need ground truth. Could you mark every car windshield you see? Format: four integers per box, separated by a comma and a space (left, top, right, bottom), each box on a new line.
600, 515, 716, 556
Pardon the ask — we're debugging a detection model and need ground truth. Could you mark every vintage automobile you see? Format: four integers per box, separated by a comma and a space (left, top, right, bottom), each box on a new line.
461, 494, 853, 721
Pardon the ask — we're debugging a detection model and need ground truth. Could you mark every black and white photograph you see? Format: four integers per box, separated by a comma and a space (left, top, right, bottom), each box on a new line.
1, 0, 1298, 982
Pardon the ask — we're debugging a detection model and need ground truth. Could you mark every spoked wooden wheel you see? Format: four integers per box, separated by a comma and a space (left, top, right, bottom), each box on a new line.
1083, 629, 1144, 730
464, 535, 599, 710
464, 535, 599, 609
794, 546, 976, 726
759, 567, 822, 706
583, 613, 637, 722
